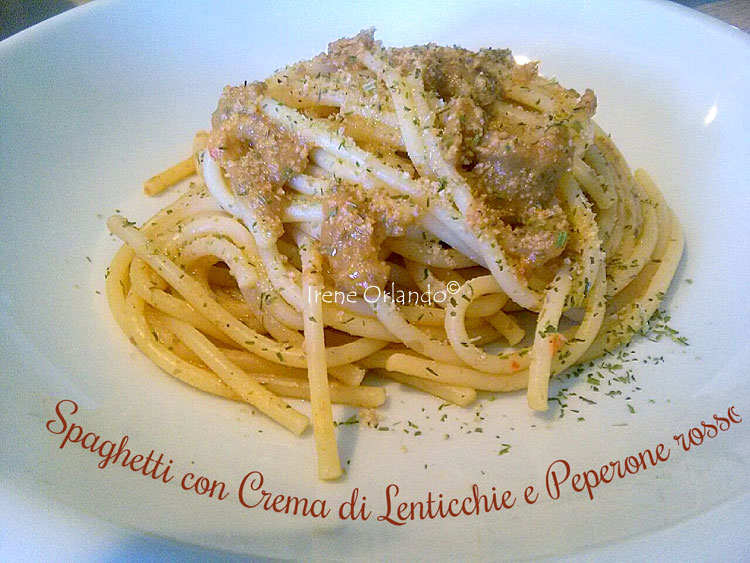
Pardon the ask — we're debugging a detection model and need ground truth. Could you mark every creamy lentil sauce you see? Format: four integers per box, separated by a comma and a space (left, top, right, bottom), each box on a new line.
208, 83, 310, 242
321, 182, 417, 293
206, 30, 597, 293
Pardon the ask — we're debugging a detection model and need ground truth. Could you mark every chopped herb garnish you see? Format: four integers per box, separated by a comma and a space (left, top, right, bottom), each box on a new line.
335, 415, 359, 427
555, 231, 568, 248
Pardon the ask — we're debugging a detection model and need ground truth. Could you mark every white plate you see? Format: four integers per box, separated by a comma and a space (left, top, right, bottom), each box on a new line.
2, 0, 749, 560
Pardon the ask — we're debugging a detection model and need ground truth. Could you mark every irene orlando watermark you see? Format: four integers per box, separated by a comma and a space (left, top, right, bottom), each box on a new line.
307, 281, 461, 307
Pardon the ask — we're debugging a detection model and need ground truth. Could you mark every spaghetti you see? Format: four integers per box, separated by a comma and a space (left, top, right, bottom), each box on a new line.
106, 31, 683, 479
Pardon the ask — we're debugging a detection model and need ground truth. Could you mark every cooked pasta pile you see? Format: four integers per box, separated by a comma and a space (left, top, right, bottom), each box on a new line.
106, 31, 683, 479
